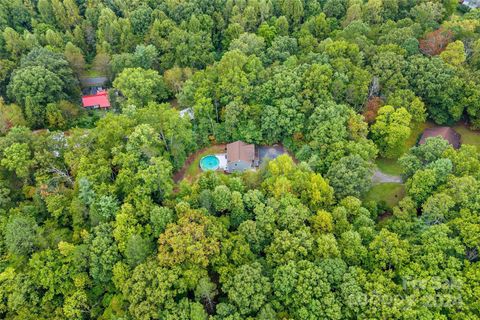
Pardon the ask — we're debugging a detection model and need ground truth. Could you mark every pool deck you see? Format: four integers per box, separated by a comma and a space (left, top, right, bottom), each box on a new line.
215, 153, 227, 170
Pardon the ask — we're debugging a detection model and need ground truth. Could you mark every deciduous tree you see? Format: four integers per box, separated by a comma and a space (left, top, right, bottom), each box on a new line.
326, 155, 373, 199
113, 67, 169, 107
371, 105, 412, 158
8, 66, 64, 106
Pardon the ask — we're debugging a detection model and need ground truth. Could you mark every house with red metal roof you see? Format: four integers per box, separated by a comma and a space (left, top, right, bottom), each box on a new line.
82, 90, 110, 109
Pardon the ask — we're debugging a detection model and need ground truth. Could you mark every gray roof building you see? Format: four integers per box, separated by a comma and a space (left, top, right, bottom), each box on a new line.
226, 141, 255, 173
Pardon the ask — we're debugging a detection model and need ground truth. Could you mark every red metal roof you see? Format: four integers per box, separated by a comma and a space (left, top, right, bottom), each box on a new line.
82, 91, 110, 108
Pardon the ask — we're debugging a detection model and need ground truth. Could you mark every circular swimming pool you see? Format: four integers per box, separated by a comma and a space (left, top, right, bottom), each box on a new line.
200, 155, 220, 171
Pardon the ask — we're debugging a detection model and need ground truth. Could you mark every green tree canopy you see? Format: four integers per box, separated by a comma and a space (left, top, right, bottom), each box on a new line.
113, 67, 169, 107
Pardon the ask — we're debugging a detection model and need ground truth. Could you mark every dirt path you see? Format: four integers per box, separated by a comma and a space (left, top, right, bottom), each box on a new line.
372, 169, 403, 184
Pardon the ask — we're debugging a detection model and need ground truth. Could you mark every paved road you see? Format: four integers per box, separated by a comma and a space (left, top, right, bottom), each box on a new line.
372, 169, 403, 184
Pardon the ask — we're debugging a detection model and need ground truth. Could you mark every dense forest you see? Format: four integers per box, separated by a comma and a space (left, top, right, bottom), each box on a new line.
0, 0, 480, 319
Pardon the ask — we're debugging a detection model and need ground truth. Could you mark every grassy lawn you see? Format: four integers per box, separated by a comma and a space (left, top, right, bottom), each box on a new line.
182, 145, 226, 182
375, 158, 403, 175
365, 183, 405, 208
453, 123, 480, 149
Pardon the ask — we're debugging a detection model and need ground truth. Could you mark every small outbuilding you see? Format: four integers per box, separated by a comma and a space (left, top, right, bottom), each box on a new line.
418, 127, 461, 149
82, 90, 111, 109
180, 107, 194, 120
462, 0, 480, 9
226, 141, 256, 173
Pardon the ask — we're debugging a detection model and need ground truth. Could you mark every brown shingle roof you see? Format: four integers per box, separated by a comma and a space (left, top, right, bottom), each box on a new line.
418, 127, 461, 149
227, 141, 255, 163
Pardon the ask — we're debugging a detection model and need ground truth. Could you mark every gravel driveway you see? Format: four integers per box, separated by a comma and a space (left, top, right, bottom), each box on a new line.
372, 169, 403, 184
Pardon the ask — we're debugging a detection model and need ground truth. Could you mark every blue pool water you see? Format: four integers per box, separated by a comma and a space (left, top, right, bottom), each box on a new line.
200, 155, 220, 171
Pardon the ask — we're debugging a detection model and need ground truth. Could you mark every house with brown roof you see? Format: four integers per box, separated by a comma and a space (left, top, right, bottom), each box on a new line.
226, 141, 256, 173
418, 127, 461, 149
